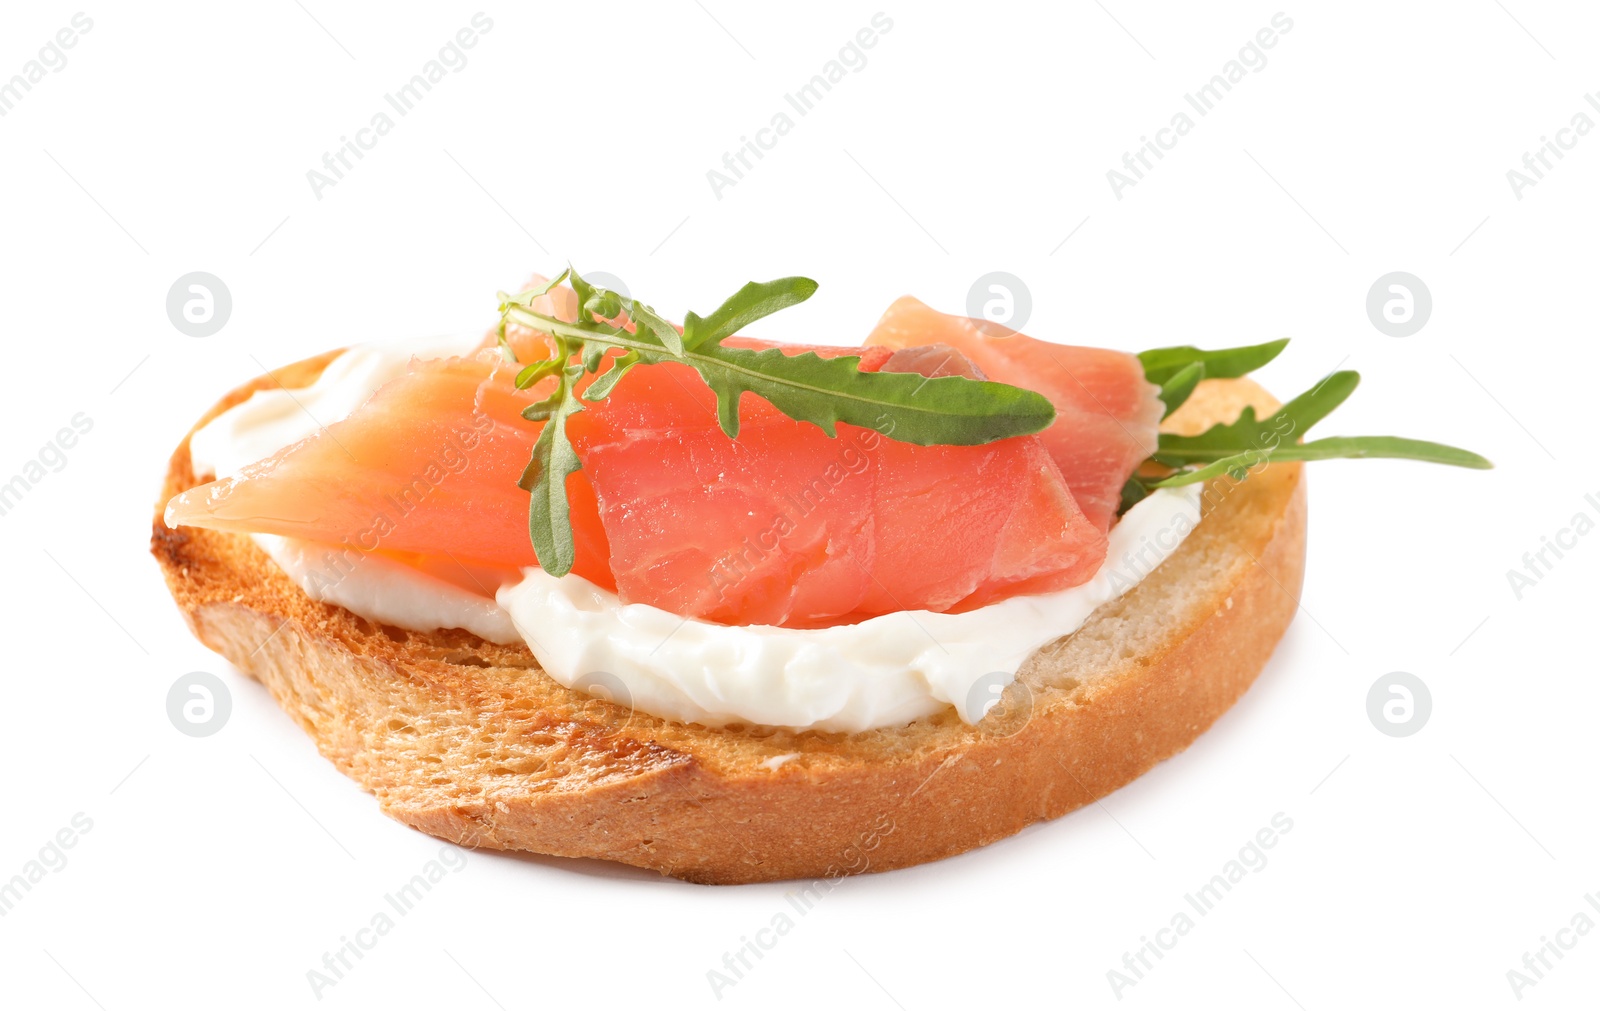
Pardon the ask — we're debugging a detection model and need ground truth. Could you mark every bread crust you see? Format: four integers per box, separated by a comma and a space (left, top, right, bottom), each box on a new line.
151, 355, 1306, 884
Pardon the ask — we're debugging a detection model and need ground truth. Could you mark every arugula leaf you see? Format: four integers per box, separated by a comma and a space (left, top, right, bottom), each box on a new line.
495, 270, 571, 364
513, 358, 563, 390
1119, 475, 1152, 513
582, 349, 640, 402
686, 341, 1056, 442
517, 378, 585, 575
1139, 338, 1289, 386
682, 278, 819, 352
1154, 371, 1359, 465
1150, 436, 1492, 487
629, 302, 685, 357
581, 340, 605, 374
1157, 361, 1205, 419
1145, 365, 1490, 490
500, 269, 1058, 575
565, 270, 686, 358
500, 270, 570, 310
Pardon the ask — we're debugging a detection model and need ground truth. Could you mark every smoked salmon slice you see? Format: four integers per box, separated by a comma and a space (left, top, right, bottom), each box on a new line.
167, 334, 1107, 627
866, 297, 1163, 530
168, 355, 617, 589
565, 350, 1103, 627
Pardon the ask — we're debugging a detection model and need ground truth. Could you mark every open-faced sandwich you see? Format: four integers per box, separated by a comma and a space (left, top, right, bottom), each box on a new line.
152, 270, 1487, 883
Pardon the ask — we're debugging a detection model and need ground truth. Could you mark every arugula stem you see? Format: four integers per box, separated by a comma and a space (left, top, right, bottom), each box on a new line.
504, 306, 668, 361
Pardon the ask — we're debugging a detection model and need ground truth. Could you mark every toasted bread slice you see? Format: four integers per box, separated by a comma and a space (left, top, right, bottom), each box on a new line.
151, 355, 1305, 884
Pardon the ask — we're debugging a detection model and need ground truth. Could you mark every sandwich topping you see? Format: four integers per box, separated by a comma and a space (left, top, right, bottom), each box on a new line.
169, 270, 1489, 732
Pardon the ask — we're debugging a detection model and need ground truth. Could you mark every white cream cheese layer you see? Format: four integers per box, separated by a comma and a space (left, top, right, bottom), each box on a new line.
495, 486, 1200, 733
183, 341, 1201, 733
252, 534, 523, 646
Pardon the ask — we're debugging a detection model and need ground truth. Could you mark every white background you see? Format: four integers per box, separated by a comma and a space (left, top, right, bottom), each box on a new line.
0, 1, 1595, 1007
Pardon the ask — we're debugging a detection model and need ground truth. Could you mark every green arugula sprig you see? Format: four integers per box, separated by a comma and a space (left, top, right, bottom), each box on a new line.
1121, 340, 1491, 510
1140, 338, 1290, 386
498, 269, 1059, 576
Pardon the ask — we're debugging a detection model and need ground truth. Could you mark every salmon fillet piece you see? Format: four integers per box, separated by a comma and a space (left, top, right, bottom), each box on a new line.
866, 297, 1162, 530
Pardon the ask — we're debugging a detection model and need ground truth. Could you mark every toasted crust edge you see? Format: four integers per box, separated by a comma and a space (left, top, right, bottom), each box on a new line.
151, 355, 1306, 884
